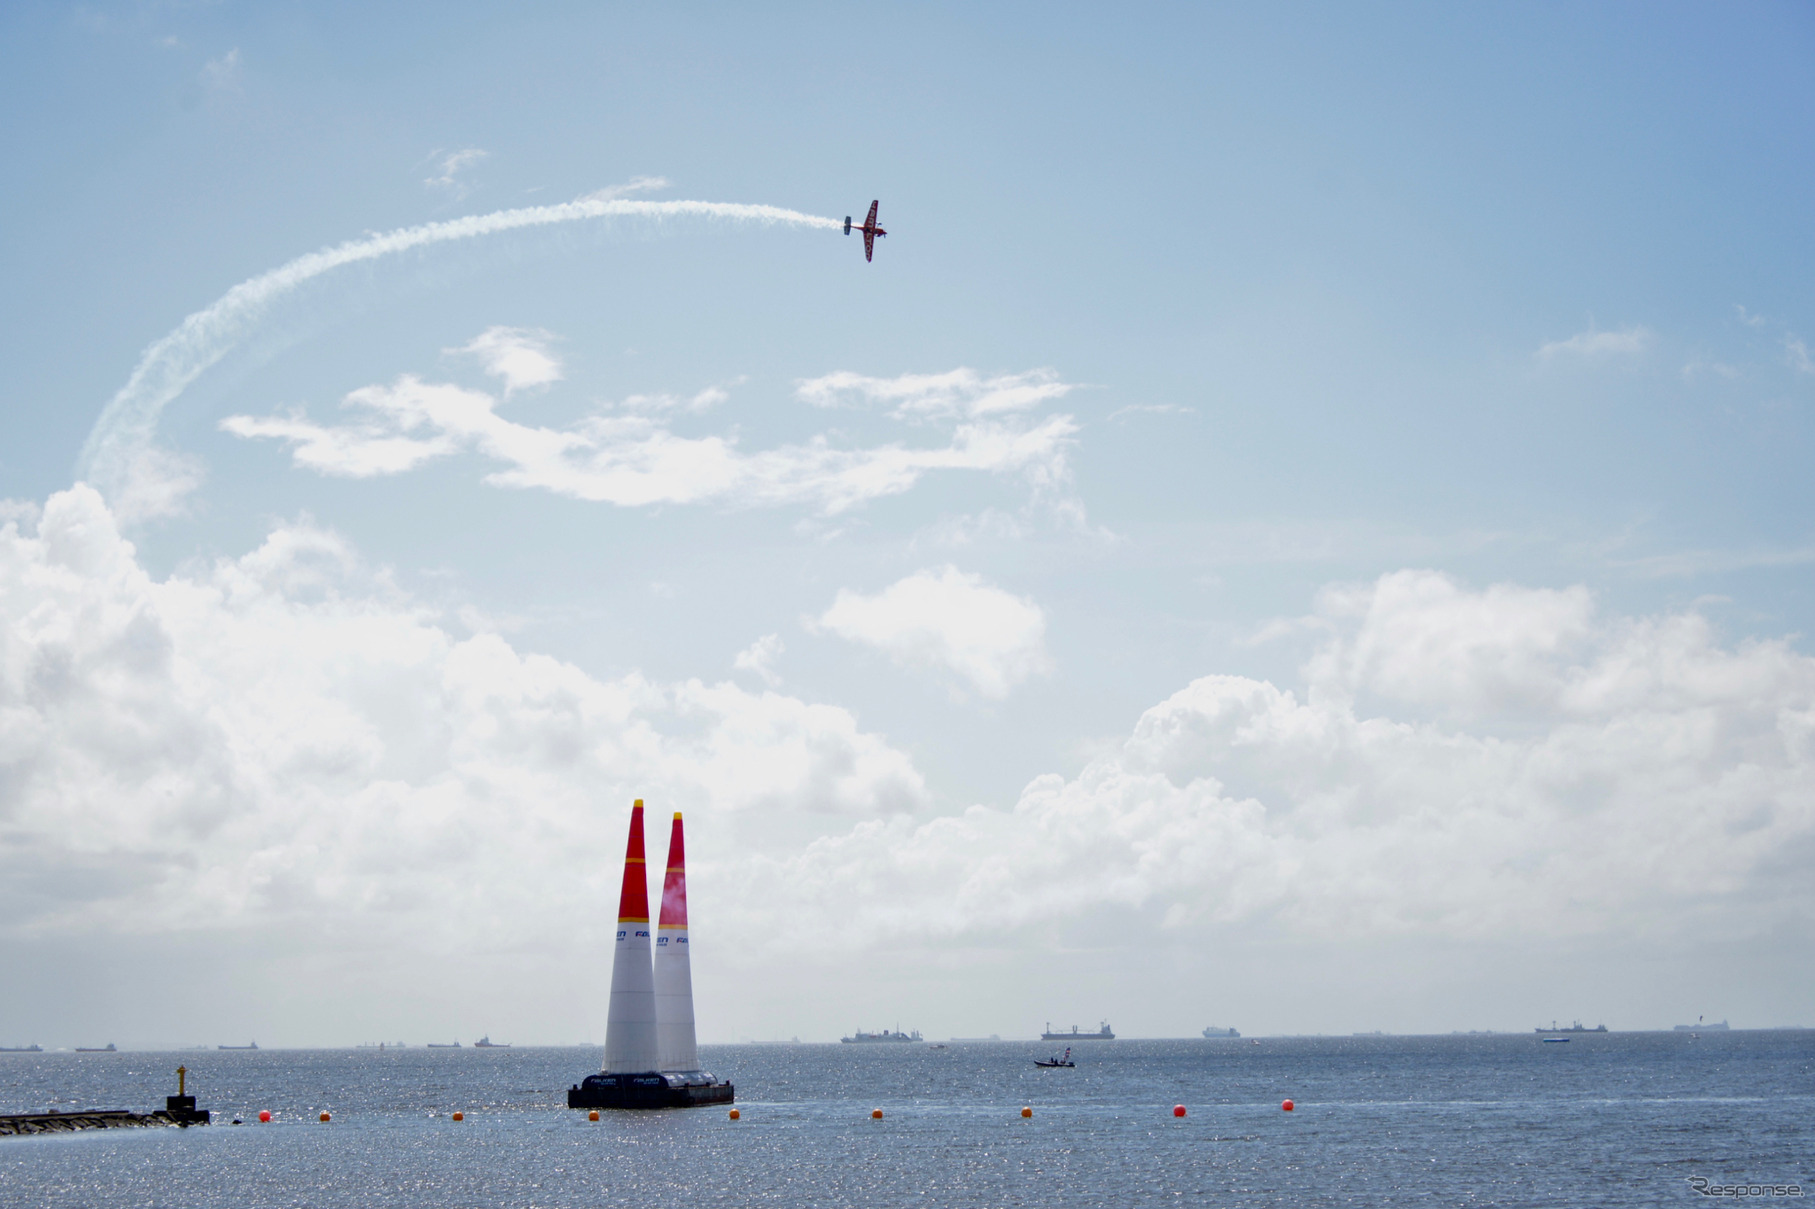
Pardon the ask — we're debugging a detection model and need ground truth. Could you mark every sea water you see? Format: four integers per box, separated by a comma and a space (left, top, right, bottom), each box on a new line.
2, 1033, 1810, 1206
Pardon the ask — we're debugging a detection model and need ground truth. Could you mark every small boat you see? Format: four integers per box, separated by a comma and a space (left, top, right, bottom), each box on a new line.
75, 1043, 117, 1052
218, 1041, 259, 1050
473, 1036, 509, 1048
1034, 1047, 1075, 1068
1542, 1037, 1570, 1044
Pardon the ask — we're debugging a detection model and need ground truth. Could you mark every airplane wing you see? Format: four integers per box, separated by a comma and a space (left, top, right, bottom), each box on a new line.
864, 228, 875, 261
866, 200, 879, 228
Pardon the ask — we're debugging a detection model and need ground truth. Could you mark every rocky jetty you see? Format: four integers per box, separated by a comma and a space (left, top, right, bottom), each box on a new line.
0, 1109, 202, 1136
2, 1064, 212, 1135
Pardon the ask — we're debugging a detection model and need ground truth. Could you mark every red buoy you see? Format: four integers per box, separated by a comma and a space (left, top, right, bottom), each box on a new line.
1172, 1104, 1187, 1117
257, 1110, 271, 1123
1282, 1099, 1295, 1112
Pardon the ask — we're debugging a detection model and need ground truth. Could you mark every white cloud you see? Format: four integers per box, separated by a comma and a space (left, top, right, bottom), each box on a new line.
745, 569, 1815, 952
223, 363, 1080, 516
1735, 304, 1767, 328
105, 444, 207, 522
0, 486, 924, 946
425, 148, 488, 192
3, 499, 1810, 983
1536, 324, 1654, 360
201, 48, 241, 92
1786, 334, 1815, 376
1681, 360, 1741, 381
581, 176, 670, 202
910, 508, 1027, 550
220, 385, 463, 478
1108, 403, 1195, 421
1305, 570, 1596, 720
453, 326, 563, 395
812, 567, 1053, 698
618, 386, 727, 414
797, 368, 1073, 420
734, 634, 785, 685
81, 195, 843, 522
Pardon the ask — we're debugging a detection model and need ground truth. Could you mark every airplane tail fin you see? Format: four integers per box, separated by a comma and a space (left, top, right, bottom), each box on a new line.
844, 217, 852, 235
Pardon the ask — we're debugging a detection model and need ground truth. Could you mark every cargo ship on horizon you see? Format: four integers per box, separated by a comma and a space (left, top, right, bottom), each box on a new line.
1043, 1022, 1115, 1041
841, 1028, 922, 1043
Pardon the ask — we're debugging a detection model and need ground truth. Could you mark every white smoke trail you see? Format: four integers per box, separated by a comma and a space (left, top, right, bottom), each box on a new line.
78, 195, 842, 521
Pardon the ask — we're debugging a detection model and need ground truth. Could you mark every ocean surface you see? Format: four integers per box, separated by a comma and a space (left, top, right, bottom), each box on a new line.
2, 1032, 1810, 1207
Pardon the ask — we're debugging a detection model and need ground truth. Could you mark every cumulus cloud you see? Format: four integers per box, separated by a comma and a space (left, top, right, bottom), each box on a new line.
453, 326, 562, 395
0, 487, 924, 947
1305, 570, 1597, 720
750, 569, 1815, 951
6, 496, 1805, 978
812, 567, 1053, 698
797, 368, 1073, 420
222, 359, 1080, 515
1537, 324, 1653, 360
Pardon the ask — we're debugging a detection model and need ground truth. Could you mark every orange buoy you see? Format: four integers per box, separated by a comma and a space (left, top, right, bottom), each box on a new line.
1172, 1104, 1187, 1118
1282, 1099, 1295, 1112
257, 1110, 271, 1123
452, 1111, 464, 1121
728, 1108, 740, 1120
319, 1111, 331, 1123
871, 1109, 883, 1119
588, 1110, 600, 1121
1020, 1106, 1033, 1118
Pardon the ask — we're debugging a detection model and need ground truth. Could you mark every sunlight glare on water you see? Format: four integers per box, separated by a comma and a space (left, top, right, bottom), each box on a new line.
2, 1034, 1810, 1207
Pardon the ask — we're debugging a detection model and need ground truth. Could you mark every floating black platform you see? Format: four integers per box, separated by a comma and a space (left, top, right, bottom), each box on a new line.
567, 1072, 735, 1110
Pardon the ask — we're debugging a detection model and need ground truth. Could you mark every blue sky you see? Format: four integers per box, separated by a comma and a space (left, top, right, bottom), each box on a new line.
1, 3, 1811, 1046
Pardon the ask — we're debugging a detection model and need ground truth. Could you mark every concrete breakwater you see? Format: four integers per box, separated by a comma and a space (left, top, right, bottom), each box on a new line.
1, 1109, 204, 1136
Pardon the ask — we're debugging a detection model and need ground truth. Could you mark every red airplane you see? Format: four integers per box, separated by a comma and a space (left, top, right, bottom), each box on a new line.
844, 200, 886, 262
